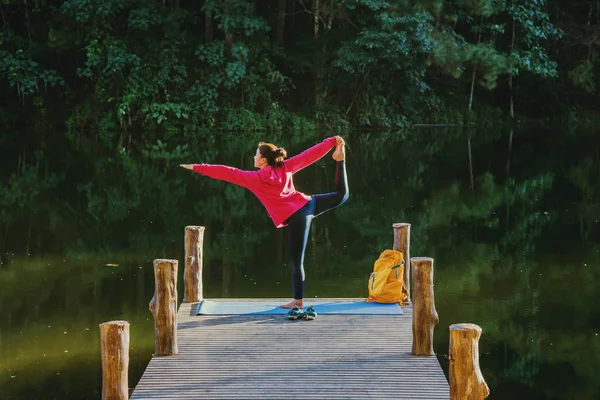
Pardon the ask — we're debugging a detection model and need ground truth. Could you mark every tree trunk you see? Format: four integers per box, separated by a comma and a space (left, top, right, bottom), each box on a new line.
506, 7, 516, 229
23, 0, 33, 46
99, 321, 129, 400
506, 129, 514, 177
149, 259, 178, 356
468, 16, 484, 112
314, 0, 320, 38
224, 0, 234, 57
449, 323, 490, 400
184, 226, 205, 303
225, 31, 233, 57
411, 257, 439, 356
468, 67, 477, 111
468, 136, 475, 196
205, 12, 213, 43
313, 0, 322, 114
392, 223, 410, 304
276, 0, 286, 44
468, 135, 477, 240
505, 129, 514, 228
509, 4, 516, 120
0, 2, 7, 26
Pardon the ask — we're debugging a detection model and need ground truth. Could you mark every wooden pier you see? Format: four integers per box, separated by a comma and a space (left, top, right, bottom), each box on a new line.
129, 299, 449, 399
100, 225, 489, 399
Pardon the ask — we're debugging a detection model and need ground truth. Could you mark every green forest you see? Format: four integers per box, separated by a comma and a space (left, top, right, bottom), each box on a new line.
1, 0, 599, 255
3, 0, 599, 135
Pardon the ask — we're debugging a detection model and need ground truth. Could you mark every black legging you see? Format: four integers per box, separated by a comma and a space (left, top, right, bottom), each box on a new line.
285, 161, 349, 300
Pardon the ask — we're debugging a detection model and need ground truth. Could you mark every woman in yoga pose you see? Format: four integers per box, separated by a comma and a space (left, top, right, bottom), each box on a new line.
180, 136, 348, 313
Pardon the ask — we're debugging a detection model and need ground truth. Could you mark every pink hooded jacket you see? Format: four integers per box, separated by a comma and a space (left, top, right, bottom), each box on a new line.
193, 137, 337, 228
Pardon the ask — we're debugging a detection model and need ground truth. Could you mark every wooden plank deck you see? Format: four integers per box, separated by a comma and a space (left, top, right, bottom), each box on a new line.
130, 299, 449, 399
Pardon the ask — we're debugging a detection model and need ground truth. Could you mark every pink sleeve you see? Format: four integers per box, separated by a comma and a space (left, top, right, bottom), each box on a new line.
192, 164, 258, 188
284, 137, 337, 174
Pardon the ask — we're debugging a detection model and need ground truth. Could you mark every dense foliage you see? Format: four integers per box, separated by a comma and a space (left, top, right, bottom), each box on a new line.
2, 0, 597, 135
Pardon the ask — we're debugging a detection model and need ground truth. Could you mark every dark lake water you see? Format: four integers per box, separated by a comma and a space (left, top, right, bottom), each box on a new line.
1, 127, 599, 399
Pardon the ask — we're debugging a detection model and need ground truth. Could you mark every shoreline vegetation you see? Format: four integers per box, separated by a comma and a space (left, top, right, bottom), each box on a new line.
2, 1, 600, 137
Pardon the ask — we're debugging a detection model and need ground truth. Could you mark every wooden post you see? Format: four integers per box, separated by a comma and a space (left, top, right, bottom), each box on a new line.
411, 257, 439, 356
184, 226, 205, 303
393, 223, 411, 304
99, 321, 129, 400
149, 259, 178, 356
449, 323, 490, 400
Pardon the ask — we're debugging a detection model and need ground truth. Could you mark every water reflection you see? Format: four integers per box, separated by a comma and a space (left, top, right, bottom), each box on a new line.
1, 127, 599, 399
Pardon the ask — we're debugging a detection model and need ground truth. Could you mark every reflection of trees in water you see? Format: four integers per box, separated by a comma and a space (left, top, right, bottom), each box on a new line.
2, 126, 597, 267
567, 157, 600, 240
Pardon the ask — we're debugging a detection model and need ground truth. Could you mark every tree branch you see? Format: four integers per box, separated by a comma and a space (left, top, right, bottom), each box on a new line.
298, 0, 328, 29
0, 2, 7, 27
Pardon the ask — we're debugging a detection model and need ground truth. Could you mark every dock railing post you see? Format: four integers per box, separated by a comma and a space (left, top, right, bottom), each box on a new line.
99, 320, 130, 400
149, 259, 179, 356
392, 223, 411, 304
449, 323, 490, 399
184, 226, 205, 303
411, 257, 439, 356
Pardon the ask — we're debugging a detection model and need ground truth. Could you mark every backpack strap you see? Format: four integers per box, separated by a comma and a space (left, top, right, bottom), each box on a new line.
391, 260, 405, 279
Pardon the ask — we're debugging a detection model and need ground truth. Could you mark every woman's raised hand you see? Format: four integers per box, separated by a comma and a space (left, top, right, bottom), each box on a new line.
332, 136, 346, 161
179, 164, 193, 170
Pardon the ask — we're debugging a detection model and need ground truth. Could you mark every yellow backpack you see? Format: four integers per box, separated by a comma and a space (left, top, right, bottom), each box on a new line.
366, 249, 408, 304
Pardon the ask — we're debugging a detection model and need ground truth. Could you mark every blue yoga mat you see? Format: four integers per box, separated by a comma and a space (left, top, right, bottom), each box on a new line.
196, 300, 403, 316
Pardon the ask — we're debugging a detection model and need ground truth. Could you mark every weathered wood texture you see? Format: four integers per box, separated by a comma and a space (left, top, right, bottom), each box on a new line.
99, 320, 129, 400
411, 257, 439, 356
149, 259, 178, 356
184, 226, 205, 303
131, 299, 449, 399
393, 223, 411, 304
449, 323, 490, 400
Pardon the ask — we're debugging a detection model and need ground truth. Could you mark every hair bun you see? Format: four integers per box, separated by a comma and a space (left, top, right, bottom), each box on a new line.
275, 148, 287, 158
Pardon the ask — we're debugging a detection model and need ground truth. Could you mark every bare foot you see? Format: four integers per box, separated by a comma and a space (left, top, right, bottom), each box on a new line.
280, 299, 304, 309
332, 143, 345, 161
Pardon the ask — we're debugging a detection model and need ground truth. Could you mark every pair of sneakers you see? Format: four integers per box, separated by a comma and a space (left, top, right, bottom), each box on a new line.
287, 305, 317, 320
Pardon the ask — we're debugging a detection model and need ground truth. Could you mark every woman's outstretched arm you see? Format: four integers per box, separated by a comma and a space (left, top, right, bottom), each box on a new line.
180, 164, 258, 188
284, 136, 338, 174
